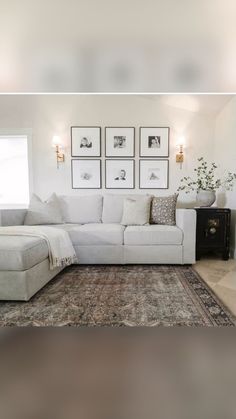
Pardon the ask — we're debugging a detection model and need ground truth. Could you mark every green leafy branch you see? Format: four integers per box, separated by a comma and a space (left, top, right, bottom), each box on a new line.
178, 157, 236, 194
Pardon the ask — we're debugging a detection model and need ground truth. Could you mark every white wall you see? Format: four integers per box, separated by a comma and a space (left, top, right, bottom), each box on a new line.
214, 96, 236, 257
0, 95, 216, 207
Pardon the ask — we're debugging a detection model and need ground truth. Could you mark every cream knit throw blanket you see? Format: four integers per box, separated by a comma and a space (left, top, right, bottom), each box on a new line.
0, 226, 77, 270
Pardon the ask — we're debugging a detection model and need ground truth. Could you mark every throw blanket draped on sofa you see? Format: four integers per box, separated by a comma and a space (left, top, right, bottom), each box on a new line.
0, 226, 77, 270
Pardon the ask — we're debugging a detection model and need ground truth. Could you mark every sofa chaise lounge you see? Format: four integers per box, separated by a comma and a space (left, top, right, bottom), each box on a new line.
0, 194, 196, 301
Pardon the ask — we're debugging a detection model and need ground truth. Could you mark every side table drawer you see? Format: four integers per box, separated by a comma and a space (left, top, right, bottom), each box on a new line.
196, 211, 229, 248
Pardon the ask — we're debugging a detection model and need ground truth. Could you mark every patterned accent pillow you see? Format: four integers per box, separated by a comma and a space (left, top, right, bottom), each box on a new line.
150, 194, 178, 225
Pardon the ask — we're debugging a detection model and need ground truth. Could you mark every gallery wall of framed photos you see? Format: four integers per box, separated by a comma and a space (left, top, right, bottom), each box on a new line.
71, 126, 170, 190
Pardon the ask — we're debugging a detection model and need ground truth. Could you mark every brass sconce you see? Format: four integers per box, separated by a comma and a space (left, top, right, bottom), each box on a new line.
52, 135, 65, 169
176, 138, 185, 169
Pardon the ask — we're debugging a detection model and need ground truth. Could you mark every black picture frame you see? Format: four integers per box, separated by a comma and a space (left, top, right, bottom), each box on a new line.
139, 127, 170, 157
71, 126, 101, 157
71, 159, 102, 189
139, 159, 169, 189
105, 127, 135, 157
105, 159, 135, 189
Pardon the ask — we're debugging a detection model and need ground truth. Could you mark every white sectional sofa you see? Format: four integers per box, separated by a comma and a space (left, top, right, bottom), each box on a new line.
0, 194, 196, 301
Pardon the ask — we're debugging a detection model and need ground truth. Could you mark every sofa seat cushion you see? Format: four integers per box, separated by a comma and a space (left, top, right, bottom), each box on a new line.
48, 224, 80, 232
124, 225, 183, 246
0, 236, 48, 271
67, 224, 125, 246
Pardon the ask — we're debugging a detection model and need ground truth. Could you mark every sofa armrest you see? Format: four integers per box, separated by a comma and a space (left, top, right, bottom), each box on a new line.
0, 209, 27, 226
176, 209, 196, 264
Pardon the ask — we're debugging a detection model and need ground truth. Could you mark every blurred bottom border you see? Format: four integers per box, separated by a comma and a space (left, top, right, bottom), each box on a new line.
0, 327, 236, 419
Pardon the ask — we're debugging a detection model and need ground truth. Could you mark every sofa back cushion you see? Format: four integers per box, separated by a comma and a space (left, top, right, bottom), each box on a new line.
102, 194, 149, 224
59, 195, 103, 224
0, 209, 27, 226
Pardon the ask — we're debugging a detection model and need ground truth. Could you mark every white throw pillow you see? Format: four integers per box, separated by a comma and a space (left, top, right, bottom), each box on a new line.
102, 194, 147, 224
121, 196, 152, 226
24, 193, 63, 225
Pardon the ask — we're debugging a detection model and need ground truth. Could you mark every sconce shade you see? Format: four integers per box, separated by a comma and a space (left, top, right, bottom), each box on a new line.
176, 136, 185, 148
52, 135, 62, 148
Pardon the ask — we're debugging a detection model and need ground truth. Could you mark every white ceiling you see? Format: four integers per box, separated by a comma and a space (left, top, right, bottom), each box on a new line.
141, 95, 234, 116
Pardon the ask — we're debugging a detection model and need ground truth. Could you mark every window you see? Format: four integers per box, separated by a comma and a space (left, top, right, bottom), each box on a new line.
0, 134, 31, 208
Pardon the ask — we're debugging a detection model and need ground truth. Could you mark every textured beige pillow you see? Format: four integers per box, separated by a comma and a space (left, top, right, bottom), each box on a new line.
150, 194, 178, 225
121, 196, 152, 226
24, 193, 63, 225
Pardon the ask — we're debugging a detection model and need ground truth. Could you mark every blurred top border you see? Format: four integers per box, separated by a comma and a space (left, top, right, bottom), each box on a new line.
1, 0, 236, 92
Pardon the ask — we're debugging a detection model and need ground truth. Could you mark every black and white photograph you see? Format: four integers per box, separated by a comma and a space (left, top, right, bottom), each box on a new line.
80, 137, 92, 148
148, 168, 160, 180
114, 136, 126, 149
114, 169, 127, 181
105, 127, 135, 157
148, 136, 161, 148
105, 159, 135, 189
139, 159, 169, 189
71, 159, 101, 189
71, 126, 101, 157
140, 127, 169, 157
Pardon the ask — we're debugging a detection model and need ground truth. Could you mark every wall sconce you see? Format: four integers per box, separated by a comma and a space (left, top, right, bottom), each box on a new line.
176, 137, 185, 169
52, 135, 65, 169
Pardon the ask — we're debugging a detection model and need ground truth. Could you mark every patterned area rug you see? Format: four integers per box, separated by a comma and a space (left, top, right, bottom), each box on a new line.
0, 265, 235, 326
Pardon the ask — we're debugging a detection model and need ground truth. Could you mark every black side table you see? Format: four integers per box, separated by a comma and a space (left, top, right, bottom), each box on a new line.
195, 208, 231, 261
